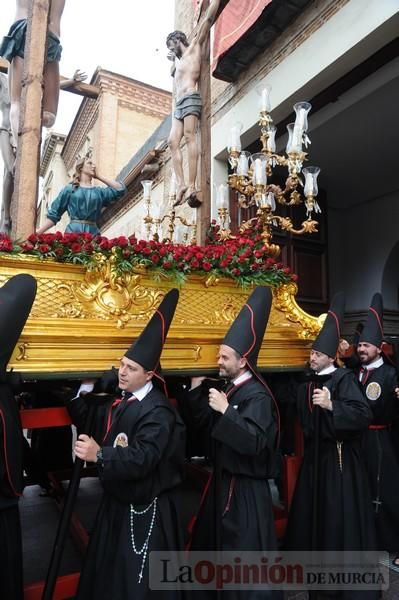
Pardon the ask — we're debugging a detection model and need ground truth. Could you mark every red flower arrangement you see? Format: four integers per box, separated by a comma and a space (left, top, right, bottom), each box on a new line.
0, 225, 298, 288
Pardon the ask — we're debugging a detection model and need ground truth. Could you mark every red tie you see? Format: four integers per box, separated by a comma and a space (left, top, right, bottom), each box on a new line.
104, 393, 136, 440
360, 368, 368, 385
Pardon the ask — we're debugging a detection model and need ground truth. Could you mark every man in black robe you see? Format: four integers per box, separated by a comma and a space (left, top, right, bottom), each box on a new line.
355, 293, 399, 560
0, 274, 37, 600
68, 289, 186, 600
185, 286, 282, 599
284, 293, 380, 599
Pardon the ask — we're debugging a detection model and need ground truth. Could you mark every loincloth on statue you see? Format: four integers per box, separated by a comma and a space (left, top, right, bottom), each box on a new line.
0, 19, 62, 63
173, 91, 202, 121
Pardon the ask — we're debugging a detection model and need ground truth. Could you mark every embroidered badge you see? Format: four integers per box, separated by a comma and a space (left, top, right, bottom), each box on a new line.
366, 382, 381, 401
113, 432, 129, 447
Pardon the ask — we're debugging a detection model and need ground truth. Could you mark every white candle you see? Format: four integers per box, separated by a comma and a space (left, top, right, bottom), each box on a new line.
296, 108, 306, 130
266, 126, 276, 153
291, 124, 303, 152
260, 88, 271, 112
228, 123, 242, 151
216, 184, 229, 209
254, 159, 265, 185
237, 152, 249, 176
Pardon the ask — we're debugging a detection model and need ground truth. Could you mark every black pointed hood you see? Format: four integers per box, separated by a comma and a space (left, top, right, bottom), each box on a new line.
223, 286, 272, 368
124, 289, 179, 389
312, 292, 345, 358
358, 293, 384, 347
0, 274, 37, 377
352, 322, 364, 347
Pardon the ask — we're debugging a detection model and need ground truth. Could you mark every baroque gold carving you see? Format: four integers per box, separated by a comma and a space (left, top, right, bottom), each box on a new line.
1, 254, 321, 374
15, 343, 28, 361
273, 283, 321, 339
53, 252, 165, 328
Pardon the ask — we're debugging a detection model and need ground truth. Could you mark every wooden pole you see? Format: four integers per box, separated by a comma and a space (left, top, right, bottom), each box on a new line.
197, 0, 211, 245
11, 0, 51, 240
197, 0, 231, 244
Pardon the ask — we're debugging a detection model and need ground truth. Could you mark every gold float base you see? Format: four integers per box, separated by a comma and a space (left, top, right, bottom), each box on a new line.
1, 256, 321, 376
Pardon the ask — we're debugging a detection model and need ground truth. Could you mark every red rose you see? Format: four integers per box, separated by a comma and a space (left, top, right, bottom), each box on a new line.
39, 244, 51, 253
71, 243, 82, 253
291, 273, 299, 282
21, 241, 34, 251
116, 236, 128, 248
202, 261, 212, 272
150, 254, 160, 264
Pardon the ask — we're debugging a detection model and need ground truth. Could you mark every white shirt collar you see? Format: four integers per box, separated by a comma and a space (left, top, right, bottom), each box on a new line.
129, 380, 153, 401
364, 357, 384, 370
317, 365, 336, 376
232, 370, 253, 386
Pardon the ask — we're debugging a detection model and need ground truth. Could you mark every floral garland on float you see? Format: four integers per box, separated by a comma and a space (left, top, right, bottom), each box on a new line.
0, 221, 297, 288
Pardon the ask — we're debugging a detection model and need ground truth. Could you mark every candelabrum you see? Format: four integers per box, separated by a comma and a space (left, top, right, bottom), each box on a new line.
224, 84, 321, 254
142, 178, 197, 244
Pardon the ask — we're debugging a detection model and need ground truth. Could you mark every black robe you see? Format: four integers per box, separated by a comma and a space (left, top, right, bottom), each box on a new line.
186, 376, 282, 600
68, 386, 186, 600
358, 362, 399, 552
0, 382, 24, 600
284, 368, 379, 599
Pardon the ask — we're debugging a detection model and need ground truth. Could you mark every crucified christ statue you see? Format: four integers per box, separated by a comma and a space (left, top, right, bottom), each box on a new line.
166, 0, 221, 208
0, 0, 66, 148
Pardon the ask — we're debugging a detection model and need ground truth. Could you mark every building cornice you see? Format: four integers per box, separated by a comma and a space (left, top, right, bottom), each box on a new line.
40, 133, 66, 177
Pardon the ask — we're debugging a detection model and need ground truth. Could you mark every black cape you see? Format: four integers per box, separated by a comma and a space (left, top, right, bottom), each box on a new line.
358, 363, 399, 551
68, 386, 186, 600
0, 382, 24, 600
186, 376, 282, 600
0, 383, 24, 504
284, 368, 379, 599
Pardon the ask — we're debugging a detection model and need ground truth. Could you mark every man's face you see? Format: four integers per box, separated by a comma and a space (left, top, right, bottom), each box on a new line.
309, 349, 334, 373
217, 344, 245, 380
167, 38, 182, 59
357, 342, 381, 365
118, 356, 152, 392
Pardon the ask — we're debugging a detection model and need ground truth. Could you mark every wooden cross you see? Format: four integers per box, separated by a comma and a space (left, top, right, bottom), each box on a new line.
3, 5, 99, 240
173, 0, 231, 243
